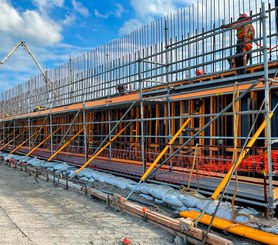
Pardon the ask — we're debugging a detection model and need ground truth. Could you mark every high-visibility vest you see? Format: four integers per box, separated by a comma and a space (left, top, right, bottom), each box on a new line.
236, 22, 254, 40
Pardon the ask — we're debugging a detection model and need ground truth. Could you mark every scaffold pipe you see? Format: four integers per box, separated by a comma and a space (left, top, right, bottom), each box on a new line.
0, 128, 27, 151
0, 129, 16, 145
74, 123, 131, 176
11, 128, 41, 154
26, 126, 62, 157
48, 127, 84, 161
141, 117, 192, 181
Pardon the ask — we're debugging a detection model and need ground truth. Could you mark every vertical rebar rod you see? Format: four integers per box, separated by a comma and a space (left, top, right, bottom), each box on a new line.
262, 2, 274, 217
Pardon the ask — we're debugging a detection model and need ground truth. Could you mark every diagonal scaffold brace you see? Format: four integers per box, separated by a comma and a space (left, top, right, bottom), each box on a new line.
69, 101, 137, 180
0, 128, 28, 151
126, 79, 262, 199
26, 126, 62, 157
11, 128, 41, 154
70, 121, 132, 180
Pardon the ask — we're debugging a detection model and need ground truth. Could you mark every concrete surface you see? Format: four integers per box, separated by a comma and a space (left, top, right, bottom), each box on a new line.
0, 163, 174, 245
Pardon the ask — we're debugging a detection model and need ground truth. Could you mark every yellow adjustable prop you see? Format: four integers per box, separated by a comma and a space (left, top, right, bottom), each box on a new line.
141, 117, 192, 181
48, 127, 84, 161
74, 125, 129, 175
194, 112, 273, 225
11, 128, 41, 154
211, 112, 273, 200
0, 128, 28, 151
0, 129, 16, 145
26, 126, 62, 157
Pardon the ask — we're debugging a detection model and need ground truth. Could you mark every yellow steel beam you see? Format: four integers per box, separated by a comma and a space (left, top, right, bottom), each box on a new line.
26, 126, 62, 157
0, 129, 16, 145
0, 128, 28, 151
48, 127, 84, 161
141, 117, 192, 181
74, 125, 129, 175
10, 128, 41, 154
211, 112, 273, 200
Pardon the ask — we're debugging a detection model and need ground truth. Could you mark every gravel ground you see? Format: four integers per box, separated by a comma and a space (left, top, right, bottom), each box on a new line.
0, 163, 175, 245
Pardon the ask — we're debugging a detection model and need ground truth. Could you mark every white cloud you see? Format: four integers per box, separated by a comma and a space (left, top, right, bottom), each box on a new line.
95, 3, 125, 19
62, 14, 76, 26
118, 0, 179, 35
130, 0, 177, 18
72, 0, 89, 17
114, 3, 124, 17
0, 0, 62, 46
32, 0, 65, 14
119, 19, 145, 35
94, 9, 110, 19
0, 0, 94, 94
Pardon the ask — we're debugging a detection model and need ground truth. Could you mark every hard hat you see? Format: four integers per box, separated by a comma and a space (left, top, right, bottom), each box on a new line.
196, 69, 203, 76
238, 13, 248, 20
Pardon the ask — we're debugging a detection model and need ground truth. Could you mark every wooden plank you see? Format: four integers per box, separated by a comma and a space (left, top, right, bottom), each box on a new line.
109, 194, 232, 245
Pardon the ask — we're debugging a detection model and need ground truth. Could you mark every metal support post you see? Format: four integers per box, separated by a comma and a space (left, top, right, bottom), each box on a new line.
79, 101, 136, 166
26, 126, 62, 156
11, 128, 41, 154
49, 92, 54, 155
0, 129, 15, 145
164, 18, 173, 169
127, 80, 260, 199
83, 101, 88, 162
56, 110, 81, 150
2, 94, 4, 144
13, 119, 15, 147
138, 53, 146, 173
0, 128, 28, 151
48, 127, 85, 161
262, 2, 274, 217
27, 95, 31, 151
108, 110, 112, 160
72, 122, 132, 177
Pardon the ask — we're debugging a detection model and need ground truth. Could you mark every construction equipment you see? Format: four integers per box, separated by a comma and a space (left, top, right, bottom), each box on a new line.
33, 106, 48, 112
0, 41, 58, 98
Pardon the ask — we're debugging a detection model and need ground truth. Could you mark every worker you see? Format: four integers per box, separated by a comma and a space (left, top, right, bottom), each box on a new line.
195, 68, 206, 76
195, 69, 203, 76
115, 84, 127, 96
221, 13, 255, 75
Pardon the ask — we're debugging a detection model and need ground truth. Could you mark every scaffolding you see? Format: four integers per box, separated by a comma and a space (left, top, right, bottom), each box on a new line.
0, 1, 278, 215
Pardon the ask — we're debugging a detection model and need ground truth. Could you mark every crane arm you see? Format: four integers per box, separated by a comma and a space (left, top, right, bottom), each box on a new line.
0, 42, 23, 64
0, 41, 58, 98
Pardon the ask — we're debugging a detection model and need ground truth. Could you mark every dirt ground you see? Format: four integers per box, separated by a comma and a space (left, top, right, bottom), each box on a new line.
0, 163, 175, 245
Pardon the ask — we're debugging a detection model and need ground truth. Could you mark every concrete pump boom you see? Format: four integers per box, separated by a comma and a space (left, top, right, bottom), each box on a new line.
0, 41, 58, 98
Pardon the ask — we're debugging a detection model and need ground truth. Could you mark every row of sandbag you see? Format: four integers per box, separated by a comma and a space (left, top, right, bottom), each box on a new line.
0, 152, 262, 224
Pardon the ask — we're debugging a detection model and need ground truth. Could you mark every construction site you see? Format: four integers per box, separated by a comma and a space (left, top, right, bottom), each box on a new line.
1, 0, 278, 244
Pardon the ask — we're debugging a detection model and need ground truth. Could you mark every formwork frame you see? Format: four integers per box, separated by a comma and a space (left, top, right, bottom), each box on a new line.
0, 1, 277, 215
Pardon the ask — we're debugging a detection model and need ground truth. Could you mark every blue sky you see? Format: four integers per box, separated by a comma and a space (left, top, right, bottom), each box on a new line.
0, 0, 275, 93
0, 0, 194, 92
